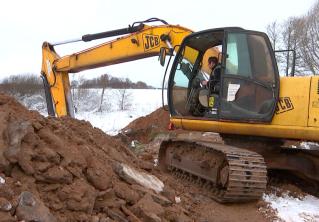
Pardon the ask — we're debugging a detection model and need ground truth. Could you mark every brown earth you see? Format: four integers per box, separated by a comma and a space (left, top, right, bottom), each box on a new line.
0, 94, 191, 221
120, 106, 172, 144
0, 93, 307, 222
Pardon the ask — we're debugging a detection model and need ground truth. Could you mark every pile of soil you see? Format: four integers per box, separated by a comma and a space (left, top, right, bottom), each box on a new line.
0, 93, 191, 222
1, 93, 312, 222
121, 106, 171, 143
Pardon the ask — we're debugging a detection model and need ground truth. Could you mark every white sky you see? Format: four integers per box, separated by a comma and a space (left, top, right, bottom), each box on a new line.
0, 0, 317, 87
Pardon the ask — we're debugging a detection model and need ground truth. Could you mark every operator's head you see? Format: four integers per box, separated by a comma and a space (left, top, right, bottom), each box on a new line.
208, 56, 218, 70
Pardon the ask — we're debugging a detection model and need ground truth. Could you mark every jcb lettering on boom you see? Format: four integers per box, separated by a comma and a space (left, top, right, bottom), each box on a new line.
143, 34, 160, 51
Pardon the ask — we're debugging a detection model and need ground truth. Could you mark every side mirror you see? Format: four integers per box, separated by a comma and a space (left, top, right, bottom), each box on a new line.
159, 47, 167, 66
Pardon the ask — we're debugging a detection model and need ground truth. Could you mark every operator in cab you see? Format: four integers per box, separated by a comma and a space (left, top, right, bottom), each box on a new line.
207, 56, 221, 93
180, 56, 221, 116
202, 56, 221, 88
181, 56, 220, 89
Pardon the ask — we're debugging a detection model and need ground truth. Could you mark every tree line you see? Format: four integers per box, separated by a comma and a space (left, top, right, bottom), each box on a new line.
0, 74, 44, 96
0, 73, 153, 96
76, 74, 153, 89
266, 0, 319, 76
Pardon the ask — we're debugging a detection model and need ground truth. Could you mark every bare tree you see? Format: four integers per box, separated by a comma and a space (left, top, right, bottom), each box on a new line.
98, 74, 109, 112
115, 88, 132, 111
308, 1, 319, 73
299, 1, 319, 74
289, 17, 308, 75
266, 21, 280, 50
266, 21, 287, 74
281, 18, 295, 76
267, 0, 319, 76
70, 74, 79, 102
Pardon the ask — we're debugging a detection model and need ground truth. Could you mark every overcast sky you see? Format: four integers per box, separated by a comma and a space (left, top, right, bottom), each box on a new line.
0, 0, 317, 87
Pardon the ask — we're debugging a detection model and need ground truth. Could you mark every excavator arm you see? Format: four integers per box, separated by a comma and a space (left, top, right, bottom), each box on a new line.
41, 19, 192, 117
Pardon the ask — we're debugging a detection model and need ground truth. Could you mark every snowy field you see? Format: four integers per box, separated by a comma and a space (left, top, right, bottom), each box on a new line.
73, 88, 166, 135
19, 88, 319, 222
21, 88, 166, 135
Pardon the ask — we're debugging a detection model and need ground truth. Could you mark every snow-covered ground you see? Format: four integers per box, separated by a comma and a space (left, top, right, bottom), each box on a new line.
74, 89, 166, 135
20, 88, 166, 135
263, 193, 319, 222
17, 88, 319, 222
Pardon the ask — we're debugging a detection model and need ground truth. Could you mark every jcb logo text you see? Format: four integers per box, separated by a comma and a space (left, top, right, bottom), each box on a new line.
143, 34, 160, 51
276, 97, 294, 114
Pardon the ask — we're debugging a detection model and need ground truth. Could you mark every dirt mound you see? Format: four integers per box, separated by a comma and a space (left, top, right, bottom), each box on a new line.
3, 93, 313, 221
0, 93, 191, 221
121, 107, 171, 143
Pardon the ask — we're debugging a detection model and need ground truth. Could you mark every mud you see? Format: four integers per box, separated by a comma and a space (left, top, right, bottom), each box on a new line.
0, 93, 312, 222
120, 106, 172, 144
0, 94, 190, 221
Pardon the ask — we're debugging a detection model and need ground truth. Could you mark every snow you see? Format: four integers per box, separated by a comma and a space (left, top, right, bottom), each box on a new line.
153, 158, 158, 167
0, 176, 5, 184
74, 88, 165, 135
75, 110, 136, 135
263, 193, 319, 222
299, 141, 319, 150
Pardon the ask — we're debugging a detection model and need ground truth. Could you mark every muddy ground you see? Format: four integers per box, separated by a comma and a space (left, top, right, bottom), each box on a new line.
0, 93, 309, 221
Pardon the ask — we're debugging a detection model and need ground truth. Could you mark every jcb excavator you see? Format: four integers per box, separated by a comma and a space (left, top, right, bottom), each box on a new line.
41, 18, 319, 203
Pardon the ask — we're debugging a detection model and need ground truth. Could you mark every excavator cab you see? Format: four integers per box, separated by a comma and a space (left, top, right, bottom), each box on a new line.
167, 27, 280, 123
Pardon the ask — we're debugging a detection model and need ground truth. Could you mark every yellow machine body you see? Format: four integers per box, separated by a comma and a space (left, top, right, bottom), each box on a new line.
171, 76, 319, 141
41, 20, 319, 142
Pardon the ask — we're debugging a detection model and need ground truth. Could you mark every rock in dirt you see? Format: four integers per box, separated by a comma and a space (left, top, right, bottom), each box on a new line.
36, 165, 73, 184
16, 191, 57, 222
86, 157, 112, 190
57, 179, 97, 213
4, 120, 32, 164
161, 186, 176, 203
0, 197, 12, 212
132, 193, 165, 221
114, 181, 140, 204
114, 162, 164, 193
130, 184, 172, 207
106, 208, 128, 222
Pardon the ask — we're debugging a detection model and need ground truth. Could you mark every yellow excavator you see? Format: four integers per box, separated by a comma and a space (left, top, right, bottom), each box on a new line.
41, 18, 319, 203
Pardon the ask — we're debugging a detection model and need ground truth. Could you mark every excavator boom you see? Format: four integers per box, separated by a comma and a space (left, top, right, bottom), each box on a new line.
41, 19, 192, 117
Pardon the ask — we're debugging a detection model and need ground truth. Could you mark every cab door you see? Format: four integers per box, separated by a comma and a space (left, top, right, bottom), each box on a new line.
219, 31, 279, 122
